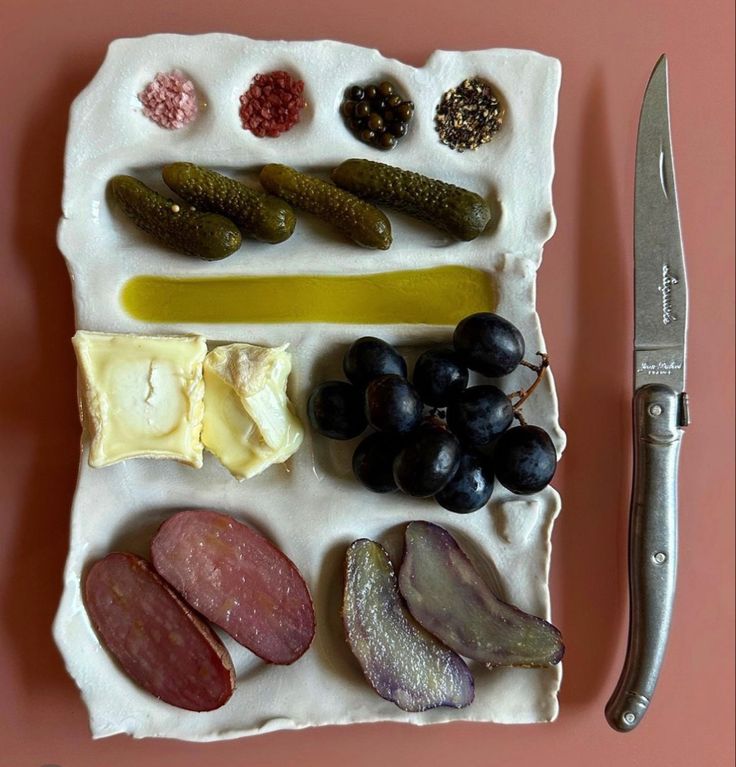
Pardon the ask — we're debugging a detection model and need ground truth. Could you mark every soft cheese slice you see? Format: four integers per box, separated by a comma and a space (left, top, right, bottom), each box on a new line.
72, 331, 207, 468
203, 343, 304, 480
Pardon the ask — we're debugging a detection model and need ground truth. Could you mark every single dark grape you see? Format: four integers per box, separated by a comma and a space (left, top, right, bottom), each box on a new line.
360, 128, 376, 142
343, 336, 407, 388
387, 94, 402, 107
453, 312, 525, 378
446, 385, 514, 448
389, 122, 408, 137
307, 381, 367, 440
435, 450, 495, 513
378, 81, 394, 97
349, 85, 364, 101
352, 432, 404, 493
355, 100, 371, 118
365, 84, 378, 99
494, 425, 557, 494
413, 346, 469, 407
365, 375, 423, 434
393, 422, 461, 497
380, 133, 396, 149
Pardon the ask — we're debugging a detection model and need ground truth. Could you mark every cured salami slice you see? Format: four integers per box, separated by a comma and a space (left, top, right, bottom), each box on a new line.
151, 510, 315, 664
84, 552, 235, 711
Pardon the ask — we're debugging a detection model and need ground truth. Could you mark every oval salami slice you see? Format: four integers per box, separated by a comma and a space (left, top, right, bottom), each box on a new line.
151, 510, 315, 665
84, 552, 235, 711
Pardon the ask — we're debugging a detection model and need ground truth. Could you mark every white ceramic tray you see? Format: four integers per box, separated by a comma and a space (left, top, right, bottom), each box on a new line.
54, 33, 565, 740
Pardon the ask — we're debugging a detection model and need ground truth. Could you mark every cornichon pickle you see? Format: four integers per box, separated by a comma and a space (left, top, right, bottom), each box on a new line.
162, 163, 296, 244
331, 159, 491, 241
109, 176, 241, 261
259, 164, 392, 250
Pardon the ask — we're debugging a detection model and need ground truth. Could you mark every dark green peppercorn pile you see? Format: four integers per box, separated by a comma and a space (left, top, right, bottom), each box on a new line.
341, 81, 414, 150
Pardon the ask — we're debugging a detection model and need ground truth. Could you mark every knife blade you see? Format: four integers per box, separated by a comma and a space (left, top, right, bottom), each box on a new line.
605, 54, 689, 733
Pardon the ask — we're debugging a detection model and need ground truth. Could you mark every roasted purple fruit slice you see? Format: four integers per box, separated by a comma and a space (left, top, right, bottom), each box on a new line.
398, 521, 564, 667
343, 539, 474, 712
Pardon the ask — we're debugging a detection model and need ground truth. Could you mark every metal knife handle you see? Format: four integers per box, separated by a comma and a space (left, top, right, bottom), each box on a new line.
605, 383, 682, 732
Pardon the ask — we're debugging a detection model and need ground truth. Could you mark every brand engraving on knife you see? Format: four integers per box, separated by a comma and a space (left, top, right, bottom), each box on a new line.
658, 264, 678, 325
636, 359, 682, 376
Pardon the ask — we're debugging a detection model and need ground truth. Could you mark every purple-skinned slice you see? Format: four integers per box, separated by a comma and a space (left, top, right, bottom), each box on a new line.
398, 521, 564, 667
343, 539, 474, 712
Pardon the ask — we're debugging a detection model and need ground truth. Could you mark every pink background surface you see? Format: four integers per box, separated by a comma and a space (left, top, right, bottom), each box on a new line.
1, 1, 733, 765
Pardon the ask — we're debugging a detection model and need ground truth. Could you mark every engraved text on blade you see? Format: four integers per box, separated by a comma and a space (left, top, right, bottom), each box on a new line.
659, 264, 678, 325
636, 360, 683, 377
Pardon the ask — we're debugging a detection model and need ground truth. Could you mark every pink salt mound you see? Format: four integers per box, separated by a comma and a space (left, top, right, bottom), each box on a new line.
139, 70, 199, 130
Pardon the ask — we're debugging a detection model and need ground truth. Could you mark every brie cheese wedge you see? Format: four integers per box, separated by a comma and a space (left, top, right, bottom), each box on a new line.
202, 343, 304, 479
72, 331, 207, 467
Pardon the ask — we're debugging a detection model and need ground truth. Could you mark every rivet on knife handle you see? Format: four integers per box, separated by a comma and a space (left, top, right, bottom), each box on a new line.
605, 383, 682, 731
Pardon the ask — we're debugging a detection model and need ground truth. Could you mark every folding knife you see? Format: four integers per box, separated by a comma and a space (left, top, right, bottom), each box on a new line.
605, 54, 689, 733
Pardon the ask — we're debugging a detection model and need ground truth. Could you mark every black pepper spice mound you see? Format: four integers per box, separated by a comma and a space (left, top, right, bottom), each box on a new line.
435, 77, 504, 152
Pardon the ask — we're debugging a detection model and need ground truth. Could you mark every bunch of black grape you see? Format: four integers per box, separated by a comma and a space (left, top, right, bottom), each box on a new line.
307, 312, 557, 513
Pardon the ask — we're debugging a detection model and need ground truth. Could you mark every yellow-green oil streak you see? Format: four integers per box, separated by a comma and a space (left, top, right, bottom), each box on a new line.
121, 266, 496, 325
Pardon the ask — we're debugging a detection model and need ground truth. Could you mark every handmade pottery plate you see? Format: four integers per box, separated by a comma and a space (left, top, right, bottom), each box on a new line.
54, 33, 564, 740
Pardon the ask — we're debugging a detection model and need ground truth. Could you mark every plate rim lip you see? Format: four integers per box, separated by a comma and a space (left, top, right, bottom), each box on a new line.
53, 33, 565, 740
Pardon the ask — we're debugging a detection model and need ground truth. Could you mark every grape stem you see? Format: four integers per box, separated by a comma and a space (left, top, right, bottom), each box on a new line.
508, 353, 549, 423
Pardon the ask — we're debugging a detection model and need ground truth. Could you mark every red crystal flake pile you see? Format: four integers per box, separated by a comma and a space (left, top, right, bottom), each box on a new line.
239, 71, 306, 138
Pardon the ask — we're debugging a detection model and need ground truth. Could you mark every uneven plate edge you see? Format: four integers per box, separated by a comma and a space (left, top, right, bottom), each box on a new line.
53, 34, 565, 739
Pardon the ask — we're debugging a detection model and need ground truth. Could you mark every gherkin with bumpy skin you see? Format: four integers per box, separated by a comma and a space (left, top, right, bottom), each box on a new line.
259, 164, 392, 250
109, 175, 242, 260
162, 163, 296, 244
331, 159, 491, 241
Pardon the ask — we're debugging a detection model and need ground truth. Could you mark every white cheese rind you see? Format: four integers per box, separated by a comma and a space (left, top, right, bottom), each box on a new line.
202, 343, 304, 479
72, 331, 206, 467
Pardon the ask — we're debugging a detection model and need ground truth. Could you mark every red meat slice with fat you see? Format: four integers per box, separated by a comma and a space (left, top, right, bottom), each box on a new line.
151, 509, 315, 665
84, 552, 235, 711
